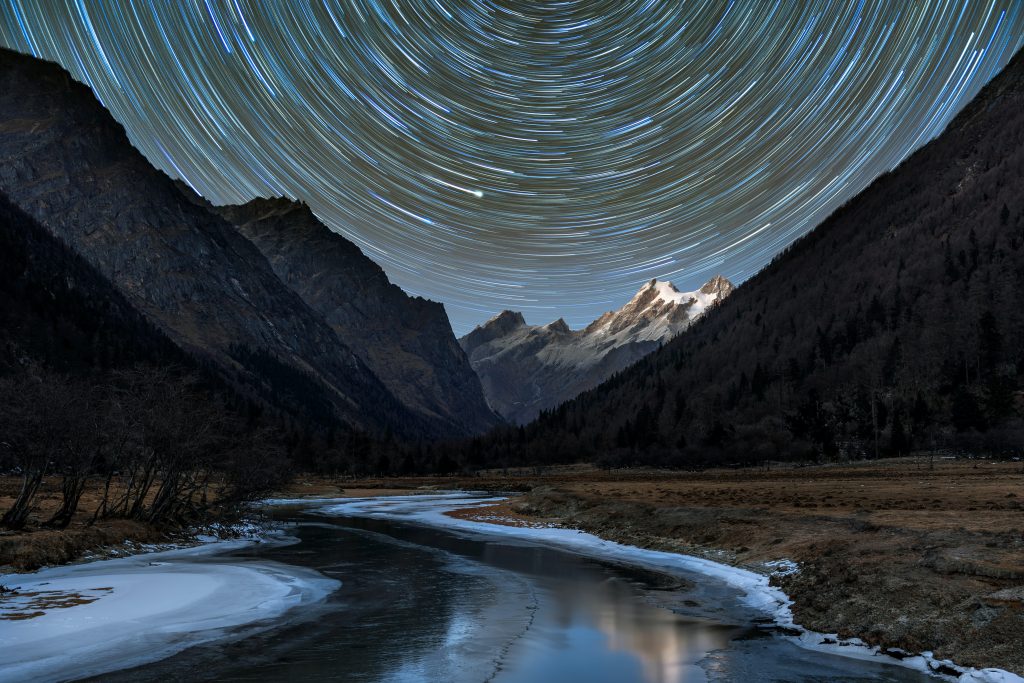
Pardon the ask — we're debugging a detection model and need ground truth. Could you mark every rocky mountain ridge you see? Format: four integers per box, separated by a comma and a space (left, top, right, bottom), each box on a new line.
203, 194, 502, 435
460, 276, 733, 423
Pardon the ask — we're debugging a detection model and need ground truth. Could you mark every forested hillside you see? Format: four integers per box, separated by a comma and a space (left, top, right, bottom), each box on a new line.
445, 48, 1024, 469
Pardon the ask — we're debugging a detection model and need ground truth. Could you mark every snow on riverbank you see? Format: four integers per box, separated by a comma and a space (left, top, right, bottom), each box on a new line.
277, 492, 1022, 683
0, 532, 339, 682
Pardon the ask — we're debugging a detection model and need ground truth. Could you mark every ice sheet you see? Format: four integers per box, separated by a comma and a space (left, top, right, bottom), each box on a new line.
0, 534, 339, 682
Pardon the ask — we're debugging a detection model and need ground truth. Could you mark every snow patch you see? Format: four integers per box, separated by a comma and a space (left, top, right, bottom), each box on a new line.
763, 558, 800, 577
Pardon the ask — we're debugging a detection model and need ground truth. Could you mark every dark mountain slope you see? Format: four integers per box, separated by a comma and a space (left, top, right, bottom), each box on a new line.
195, 195, 501, 435
473, 48, 1024, 466
0, 47, 434, 438
0, 188, 309, 530
0, 190, 187, 375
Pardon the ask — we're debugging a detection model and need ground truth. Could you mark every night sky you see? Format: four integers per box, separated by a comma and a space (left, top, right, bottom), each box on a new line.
1, 2, 1022, 335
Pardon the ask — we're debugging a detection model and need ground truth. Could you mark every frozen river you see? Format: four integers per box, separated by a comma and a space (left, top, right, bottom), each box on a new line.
83, 493, 940, 682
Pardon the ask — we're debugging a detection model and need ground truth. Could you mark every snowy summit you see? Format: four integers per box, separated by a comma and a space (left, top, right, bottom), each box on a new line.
459, 276, 733, 424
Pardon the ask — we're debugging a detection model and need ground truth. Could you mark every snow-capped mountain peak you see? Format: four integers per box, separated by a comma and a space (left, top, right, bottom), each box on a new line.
588, 277, 731, 342
642, 278, 689, 304
460, 275, 733, 424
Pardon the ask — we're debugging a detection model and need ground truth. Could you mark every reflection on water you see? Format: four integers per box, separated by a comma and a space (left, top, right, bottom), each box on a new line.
596, 596, 728, 682
501, 581, 733, 683
98, 508, 931, 683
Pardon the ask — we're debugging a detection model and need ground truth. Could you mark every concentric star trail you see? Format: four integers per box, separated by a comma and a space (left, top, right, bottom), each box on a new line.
2, 1, 1022, 334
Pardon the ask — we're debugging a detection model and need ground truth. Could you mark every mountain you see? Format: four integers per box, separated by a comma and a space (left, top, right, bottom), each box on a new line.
0, 47, 438, 438
0, 189, 188, 377
197, 195, 502, 435
0, 183, 308, 530
455, 47, 1024, 467
460, 276, 733, 424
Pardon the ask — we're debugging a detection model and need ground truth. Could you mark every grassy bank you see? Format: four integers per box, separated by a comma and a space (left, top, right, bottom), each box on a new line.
0, 475, 245, 573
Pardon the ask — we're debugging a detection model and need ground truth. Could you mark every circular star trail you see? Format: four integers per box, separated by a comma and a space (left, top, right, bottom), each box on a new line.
2, 1, 1022, 334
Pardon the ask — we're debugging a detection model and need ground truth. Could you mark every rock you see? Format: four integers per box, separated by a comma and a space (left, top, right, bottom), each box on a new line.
197, 194, 502, 435
981, 587, 1024, 610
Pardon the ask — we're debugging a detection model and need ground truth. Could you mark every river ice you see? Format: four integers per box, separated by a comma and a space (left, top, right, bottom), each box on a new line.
0, 535, 339, 682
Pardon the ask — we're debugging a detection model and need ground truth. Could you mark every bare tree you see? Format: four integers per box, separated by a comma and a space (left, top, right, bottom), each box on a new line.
45, 380, 105, 529
0, 370, 76, 529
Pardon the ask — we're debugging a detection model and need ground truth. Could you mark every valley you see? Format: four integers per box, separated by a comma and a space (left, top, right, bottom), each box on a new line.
0, 4, 1022, 682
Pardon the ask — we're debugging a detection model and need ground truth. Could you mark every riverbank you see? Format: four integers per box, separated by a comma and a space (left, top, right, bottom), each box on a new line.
280, 458, 1024, 677
0, 474, 271, 573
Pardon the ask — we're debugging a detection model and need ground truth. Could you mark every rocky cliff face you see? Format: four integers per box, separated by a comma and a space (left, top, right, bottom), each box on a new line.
203, 196, 502, 434
0, 47, 435, 437
460, 277, 732, 423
